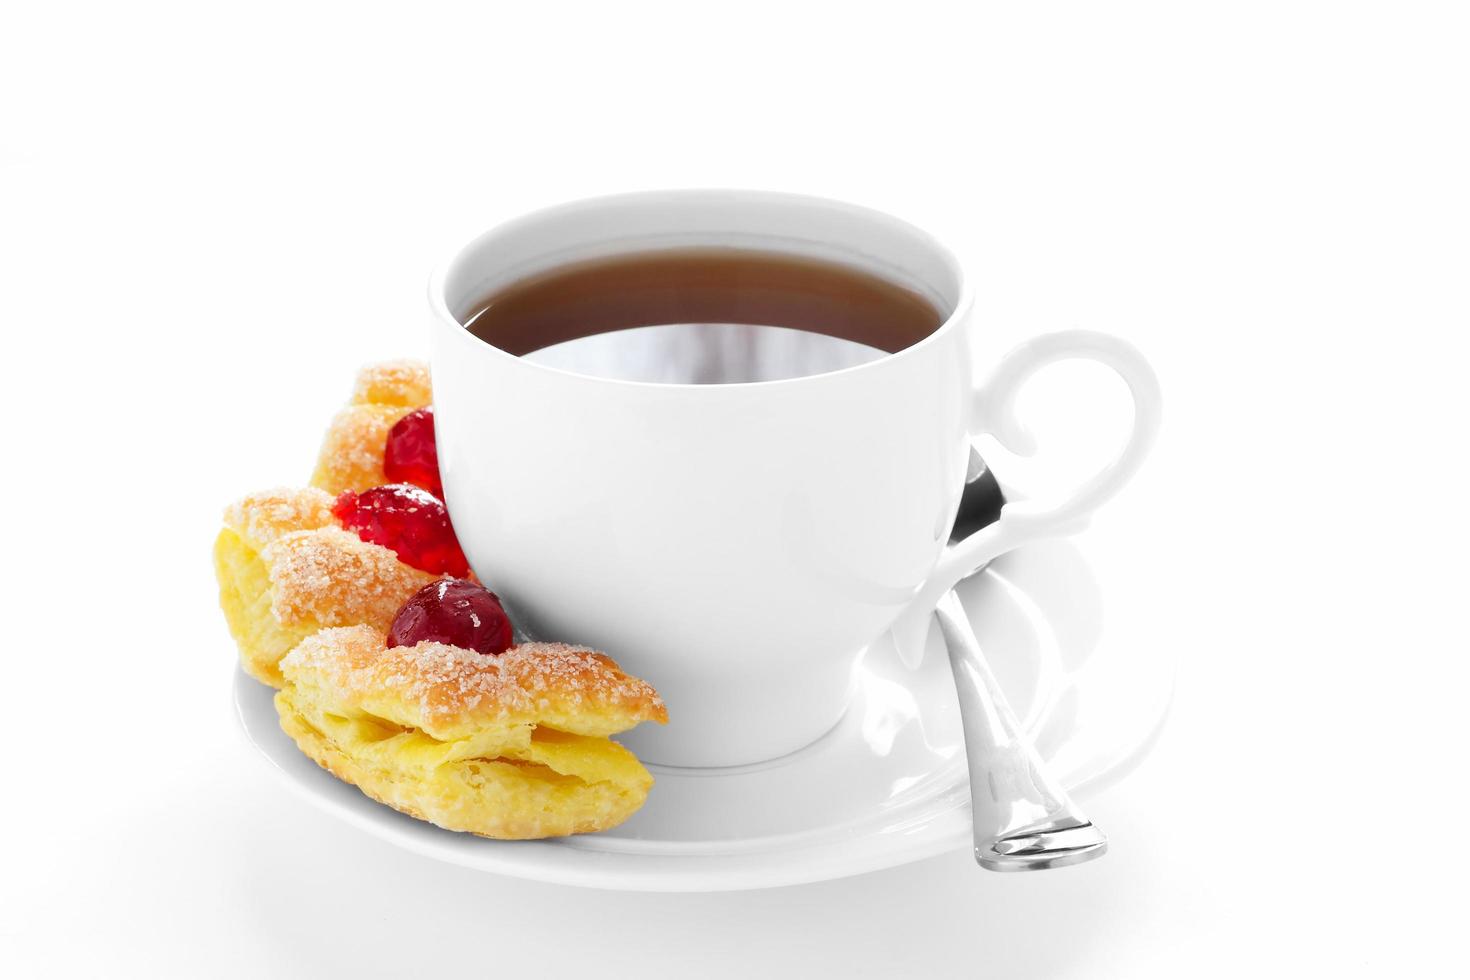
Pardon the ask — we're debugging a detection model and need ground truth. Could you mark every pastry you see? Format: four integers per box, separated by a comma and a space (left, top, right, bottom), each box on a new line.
275, 623, 667, 838
220, 358, 668, 838
311, 359, 433, 495
213, 486, 446, 686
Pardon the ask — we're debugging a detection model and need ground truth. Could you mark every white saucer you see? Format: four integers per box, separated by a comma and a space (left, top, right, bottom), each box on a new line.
234, 539, 1172, 892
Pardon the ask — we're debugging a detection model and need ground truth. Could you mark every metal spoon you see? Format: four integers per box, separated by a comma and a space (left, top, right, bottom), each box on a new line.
938, 450, 1108, 871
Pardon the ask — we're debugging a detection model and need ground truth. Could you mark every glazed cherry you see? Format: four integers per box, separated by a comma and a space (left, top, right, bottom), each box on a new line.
383, 406, 443, 498
331, 484, 470, 577
387, 579, 513, 655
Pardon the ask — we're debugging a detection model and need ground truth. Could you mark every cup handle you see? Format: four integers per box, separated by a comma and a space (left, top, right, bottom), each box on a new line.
889, 330, 1162, 668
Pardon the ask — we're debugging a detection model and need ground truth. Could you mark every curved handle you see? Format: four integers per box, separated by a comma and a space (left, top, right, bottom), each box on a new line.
890, 330, 1161, 668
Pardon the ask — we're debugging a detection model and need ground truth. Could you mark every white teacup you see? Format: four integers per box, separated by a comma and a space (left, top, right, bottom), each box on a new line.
429, 190, 1160, 768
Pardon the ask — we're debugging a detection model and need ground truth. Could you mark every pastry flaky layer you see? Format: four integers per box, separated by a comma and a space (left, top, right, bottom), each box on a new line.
311, 359, 432, 495
213, 487, 443, 687
276, 625, 668, 839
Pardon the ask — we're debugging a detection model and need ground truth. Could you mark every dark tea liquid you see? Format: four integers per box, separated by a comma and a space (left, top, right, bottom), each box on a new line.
461, 248, 946, 381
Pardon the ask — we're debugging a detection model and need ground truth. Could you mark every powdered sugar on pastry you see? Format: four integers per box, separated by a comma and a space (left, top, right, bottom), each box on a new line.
311, 405, 404, 494
223, 487, 337, 547
311, 360, 433, 494
263, 527, 443, 628
350, 359, 431, 407
281, 624, 667, 741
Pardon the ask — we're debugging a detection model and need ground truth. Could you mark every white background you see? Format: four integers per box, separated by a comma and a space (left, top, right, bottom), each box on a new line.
3, 1, 1467, 977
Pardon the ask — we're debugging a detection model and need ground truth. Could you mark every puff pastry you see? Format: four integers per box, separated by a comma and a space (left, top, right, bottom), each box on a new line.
276, 625, 667, 838
311, 359, 432, 495
214, 487, 442, 686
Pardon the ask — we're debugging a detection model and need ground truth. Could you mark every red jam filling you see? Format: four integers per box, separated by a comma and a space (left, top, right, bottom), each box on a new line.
383, 406, 443, 499
331, 484, 470, 577
387, 579, 513, 655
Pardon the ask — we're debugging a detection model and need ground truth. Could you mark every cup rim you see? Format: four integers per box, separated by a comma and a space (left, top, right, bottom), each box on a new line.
426, 188, 974, 391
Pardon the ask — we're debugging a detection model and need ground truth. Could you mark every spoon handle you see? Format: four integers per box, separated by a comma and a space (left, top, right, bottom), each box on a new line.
935, 589, 1108, 871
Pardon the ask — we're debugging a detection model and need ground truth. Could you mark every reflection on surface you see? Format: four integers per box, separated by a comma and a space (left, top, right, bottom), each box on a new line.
858, 674, 923, 757
522, 322, 888, 384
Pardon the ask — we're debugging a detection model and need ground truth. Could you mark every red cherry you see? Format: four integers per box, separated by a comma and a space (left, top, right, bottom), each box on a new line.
387, 579, 513, 655
384, 406, 443, 498
331, 484, 470, 576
